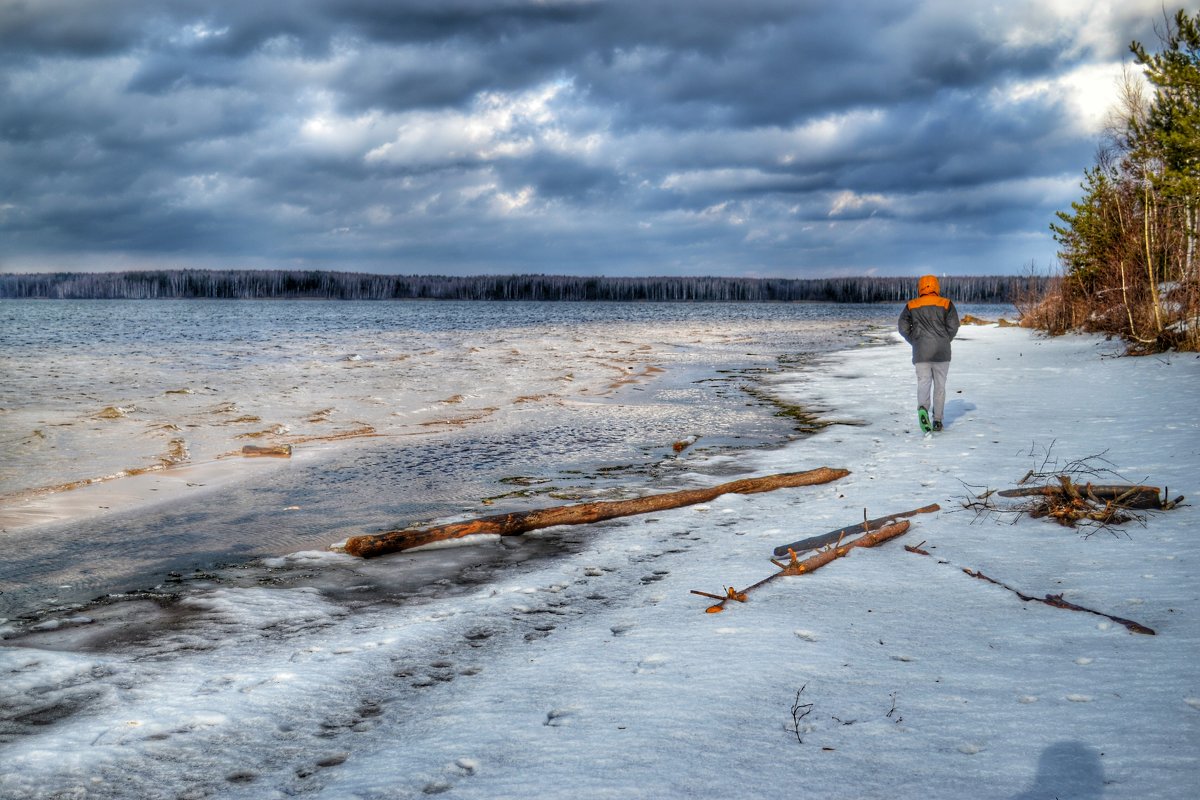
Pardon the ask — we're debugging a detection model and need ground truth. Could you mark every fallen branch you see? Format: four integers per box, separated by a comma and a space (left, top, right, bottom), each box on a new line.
965, 466, 1184, 536
342, 467, 850, 558
772, 504, 940, 557
692, 520, 910, 613
962, 568, 1155, 635
777, 521, 911, 576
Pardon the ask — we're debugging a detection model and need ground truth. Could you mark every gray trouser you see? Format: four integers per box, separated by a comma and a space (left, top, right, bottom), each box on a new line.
915, 361, 950, 421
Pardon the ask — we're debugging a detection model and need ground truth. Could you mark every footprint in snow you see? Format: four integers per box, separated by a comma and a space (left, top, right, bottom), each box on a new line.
636, 654, 668, 673
464, 627, 495, 645
545, 707, 579, 727
315, 752, 348, 768
452, 758, 479, 776
226, 770, 258, 784
1066, 694, 1093, 703
610, 622, 636, 636
957, 743, 983, 755
793, 629, 819, 642
1184, 697, 1200, 711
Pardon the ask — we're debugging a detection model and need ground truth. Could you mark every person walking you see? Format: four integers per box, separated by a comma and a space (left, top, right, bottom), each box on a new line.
898, 275, 960, 432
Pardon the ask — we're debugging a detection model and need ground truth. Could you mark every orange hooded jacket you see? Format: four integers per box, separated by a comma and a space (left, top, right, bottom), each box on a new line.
906, 275, 951, 310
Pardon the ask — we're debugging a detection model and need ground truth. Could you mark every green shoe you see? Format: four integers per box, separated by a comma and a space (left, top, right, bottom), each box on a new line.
917, 406, 932, 434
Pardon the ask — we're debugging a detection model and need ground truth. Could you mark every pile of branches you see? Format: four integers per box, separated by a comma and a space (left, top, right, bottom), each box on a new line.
963, 447, 1183, 537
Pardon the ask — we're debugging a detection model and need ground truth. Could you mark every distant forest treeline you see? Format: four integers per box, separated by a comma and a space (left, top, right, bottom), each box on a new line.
0, 270, 1043, 304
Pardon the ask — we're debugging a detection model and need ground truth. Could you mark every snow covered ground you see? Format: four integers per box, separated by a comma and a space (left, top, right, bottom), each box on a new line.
1, 324, 1197, 799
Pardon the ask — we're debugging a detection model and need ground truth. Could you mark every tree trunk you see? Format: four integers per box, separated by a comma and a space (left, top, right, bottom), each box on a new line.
342, 467, 850, 558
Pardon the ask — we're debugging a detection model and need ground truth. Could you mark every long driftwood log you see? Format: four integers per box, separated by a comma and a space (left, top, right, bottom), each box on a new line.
342, 467, 850, 558
772, 503, 940, 557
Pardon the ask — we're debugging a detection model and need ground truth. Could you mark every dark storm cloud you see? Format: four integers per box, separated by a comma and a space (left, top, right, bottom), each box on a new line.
0, 0, 1173, 275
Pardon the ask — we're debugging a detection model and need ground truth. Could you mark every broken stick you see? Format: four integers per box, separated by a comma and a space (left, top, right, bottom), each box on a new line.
342, 467, 849, 558
693, 520, 911, 613
776, 520, 911, 576
772, 504, 939, 557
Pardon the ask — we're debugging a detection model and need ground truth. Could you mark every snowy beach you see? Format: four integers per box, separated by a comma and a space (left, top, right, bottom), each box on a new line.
1, 322, 1198, 799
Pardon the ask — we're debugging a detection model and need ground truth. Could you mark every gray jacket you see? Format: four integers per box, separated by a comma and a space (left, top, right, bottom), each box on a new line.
898, 293, 960, 364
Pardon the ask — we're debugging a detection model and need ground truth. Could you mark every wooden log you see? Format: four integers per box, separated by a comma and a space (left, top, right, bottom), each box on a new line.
996, 483, 1163, 508
343, 467, 850, 558
241, 444, 292, 457
772, 504, 939, 557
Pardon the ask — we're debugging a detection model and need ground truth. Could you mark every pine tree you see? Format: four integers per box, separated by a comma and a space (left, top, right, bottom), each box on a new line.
1039, 8, 1200, 351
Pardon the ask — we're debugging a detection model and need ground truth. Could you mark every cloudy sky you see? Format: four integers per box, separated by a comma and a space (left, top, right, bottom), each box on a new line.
0, 0, 1177, 277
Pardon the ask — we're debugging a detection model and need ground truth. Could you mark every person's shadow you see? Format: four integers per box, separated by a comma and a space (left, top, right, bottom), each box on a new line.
941, 398, 976, 428
1012, 741, 1105, 799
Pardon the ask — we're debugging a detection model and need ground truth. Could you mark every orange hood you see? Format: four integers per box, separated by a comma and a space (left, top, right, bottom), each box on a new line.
918, 275, 940, 296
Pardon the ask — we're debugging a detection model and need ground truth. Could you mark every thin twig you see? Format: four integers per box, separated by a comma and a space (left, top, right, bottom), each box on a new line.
789, 684, 814, 745
963, 568, 1155, 635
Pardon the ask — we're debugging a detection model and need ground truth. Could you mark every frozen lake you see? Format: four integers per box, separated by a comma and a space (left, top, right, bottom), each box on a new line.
2, 298, 1004, 618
